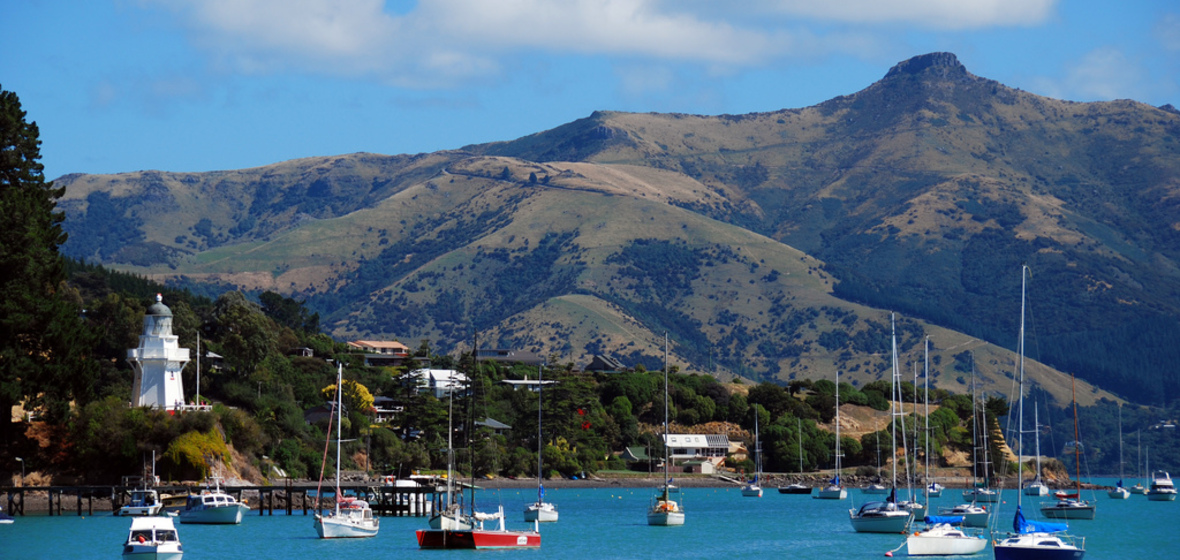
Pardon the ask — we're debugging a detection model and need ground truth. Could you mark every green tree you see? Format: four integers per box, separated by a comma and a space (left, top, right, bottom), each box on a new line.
0, 85, 100, 439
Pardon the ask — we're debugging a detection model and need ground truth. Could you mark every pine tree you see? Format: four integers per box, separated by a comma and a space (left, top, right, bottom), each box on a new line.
0, 85, 98, 444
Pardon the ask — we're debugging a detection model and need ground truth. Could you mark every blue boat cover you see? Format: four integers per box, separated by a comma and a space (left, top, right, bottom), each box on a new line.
924, 515, 963, 525
1014, 505, 1068, 534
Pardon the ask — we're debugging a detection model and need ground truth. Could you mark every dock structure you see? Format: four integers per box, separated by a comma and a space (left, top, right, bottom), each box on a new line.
2, 480, 440, 517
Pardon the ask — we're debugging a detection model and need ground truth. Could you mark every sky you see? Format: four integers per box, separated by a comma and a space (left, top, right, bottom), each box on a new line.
4, 0, 1179, 181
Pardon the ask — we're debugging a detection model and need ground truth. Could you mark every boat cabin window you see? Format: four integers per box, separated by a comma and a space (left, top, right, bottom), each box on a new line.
1037, 541, 1061, 547
156, 530, 178, 542
131, 530, 152, 542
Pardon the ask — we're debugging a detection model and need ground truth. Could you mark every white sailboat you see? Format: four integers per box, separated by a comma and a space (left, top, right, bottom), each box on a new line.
524, 363, 558, 521
647, 333, 685, 526
815, 369, 846, 500
314, 364, 379, 538
960, 364, 998, 504
849, 314, 913, 534
939, 357, 992, 528
1024, 403, 1050, 497
1039, 375, 1096, 520
1129, 432, 1148, 494
741, 413, 763, 497
905, 517, 987, 557
1108, 405, 1130, 499
922, 337, 943, 499
994, 265, 1086, 560
428, 382, 472, 530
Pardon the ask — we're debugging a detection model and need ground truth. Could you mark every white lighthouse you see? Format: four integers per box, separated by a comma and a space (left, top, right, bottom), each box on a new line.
128, 294, 190, 411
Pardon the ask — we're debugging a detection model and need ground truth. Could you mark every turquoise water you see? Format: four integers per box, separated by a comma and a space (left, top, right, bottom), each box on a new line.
5, 483, 1178, 559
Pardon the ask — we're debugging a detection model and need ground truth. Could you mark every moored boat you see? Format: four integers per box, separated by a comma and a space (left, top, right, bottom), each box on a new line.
646, 334, 686, 526
177, 478, 249, 525
1147, 471, 1177, 501
416, 506, 540, 549
122, 516, 183, 560
814, 369, 846, 500
905, 516, 987, 556
119, 487, 163, 517
314, 364, 379, 539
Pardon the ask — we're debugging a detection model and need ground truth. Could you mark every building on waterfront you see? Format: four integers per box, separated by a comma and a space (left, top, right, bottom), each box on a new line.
127, 294, 190, 412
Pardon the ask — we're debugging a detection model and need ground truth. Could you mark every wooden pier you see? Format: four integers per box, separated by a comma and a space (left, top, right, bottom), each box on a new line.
2, 480, 440, 517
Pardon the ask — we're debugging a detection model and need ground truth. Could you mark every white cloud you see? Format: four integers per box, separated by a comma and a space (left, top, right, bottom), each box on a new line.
1040, 48, 1145, 102
750, 0, 1057, 29
142, 0, 1057, 88
1156, 13, 1180, 52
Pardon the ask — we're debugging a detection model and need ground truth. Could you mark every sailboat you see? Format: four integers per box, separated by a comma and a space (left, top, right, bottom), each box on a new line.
849, 314, 913, 534
417, 356, 541, 548
1024, 402, 1050, 497
938, 356, 991, 528
779, 418, 812, 494
1108, 405, 1130, 499
741, 412, 763, 497
922, 338, 943, 499
524, 363, 558, 521
995, 265, 1086, 560
314, 364, 379, 538
961, 365, 998, 504
427, 382, 472, 531
1039, 375, 1096, 520
863, 432, 888, 495
1129, 432, 1148, 494
814, 369, 847, 500
647, 333, 685, 525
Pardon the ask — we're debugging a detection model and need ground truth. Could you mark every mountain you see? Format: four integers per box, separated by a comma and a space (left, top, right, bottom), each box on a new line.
54, 53, 1180, 407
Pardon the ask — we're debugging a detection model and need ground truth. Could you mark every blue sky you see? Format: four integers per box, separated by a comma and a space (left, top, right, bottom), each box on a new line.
4, 0, 1178, 180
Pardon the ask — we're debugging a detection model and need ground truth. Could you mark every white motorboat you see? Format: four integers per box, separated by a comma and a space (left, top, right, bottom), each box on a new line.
962, 486, 999, 503
119, 487, 163, 517
994, 266, 1086, 560
814, 369, 846, 500
905, 516, 987, 556
314, 364, 379, 538
524, 363, 559, 521
177, 478, 249, 524
647, 334, 685, 526
1147, 471, 1177, 501
122, 516, 182, 560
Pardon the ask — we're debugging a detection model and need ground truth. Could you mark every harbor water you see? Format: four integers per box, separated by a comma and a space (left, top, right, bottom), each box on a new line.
6, 480, 1178, 559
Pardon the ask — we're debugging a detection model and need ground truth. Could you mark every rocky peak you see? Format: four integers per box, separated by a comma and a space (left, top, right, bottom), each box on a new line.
883, 52, 968, 80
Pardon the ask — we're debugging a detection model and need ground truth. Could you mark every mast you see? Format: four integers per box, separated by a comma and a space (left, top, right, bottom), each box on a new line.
334, 363, 343, 517
1071, 374, 1081, 496
798, 418, 804, 476
923, 336, 930, 504
1117, 405, 1125, 483
663, 332, 670, 490
970, 356, 979, 499
835, 369, 841, 481
537, 363, 544, 503
1016, 264, 1027, 510
890, 314, 898, 494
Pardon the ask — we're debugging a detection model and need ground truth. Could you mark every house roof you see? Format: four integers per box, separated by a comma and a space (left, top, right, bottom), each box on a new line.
348, 340, 410, 351
622, 446, 651, 461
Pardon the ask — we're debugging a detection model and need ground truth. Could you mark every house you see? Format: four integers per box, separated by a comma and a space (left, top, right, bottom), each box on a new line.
373, 396, 403, 423
475, 417, 512, 436
409, 368, 468, 398
664, 434, 729, 462
498, 377, 559, 392
348, 340, 411, 367
476, 348, 544, 365
584, 355, 625, 373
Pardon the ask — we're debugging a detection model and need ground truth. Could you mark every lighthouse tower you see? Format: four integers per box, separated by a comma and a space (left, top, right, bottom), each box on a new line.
128, 294, 190, 411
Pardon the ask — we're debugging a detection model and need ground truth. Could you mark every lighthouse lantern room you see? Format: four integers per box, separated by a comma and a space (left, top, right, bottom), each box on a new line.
127, 294, 190, 411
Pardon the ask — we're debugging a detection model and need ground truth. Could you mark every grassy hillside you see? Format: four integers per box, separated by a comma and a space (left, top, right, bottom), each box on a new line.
54, 53, 1177, 407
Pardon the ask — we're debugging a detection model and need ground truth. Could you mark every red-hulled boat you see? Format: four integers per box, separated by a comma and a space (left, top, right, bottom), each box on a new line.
416, 507, 540, 549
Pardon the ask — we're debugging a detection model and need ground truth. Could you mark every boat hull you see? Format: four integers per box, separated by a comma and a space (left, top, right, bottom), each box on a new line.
1040, 503, 1096, 520
523, 502, 558, 522
122, 548, 183, 560
1024, 484, 1049, 496
416, 529, 540, 549
849, 511, 912, 533
314, 515, 378, 538
740, 486, 763, 497
1147, 491, 1177, 501
906, 535, 987, 556
814, 487, 847, 500
778, 485, 811, 495
178, 504, 248, 524
962, 489, 999, 503
646, 511, 685, 526
994, 535, 1085, 560
118, 505, 164, 517
1108, 488, 1130, 499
